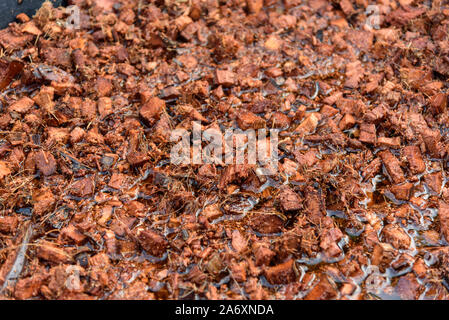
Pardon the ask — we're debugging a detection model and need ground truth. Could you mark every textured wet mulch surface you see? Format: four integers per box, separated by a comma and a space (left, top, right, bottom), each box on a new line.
0, 0, 449, 300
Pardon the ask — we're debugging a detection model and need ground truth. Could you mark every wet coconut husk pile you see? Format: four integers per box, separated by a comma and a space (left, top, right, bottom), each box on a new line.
0, 0, 448, 300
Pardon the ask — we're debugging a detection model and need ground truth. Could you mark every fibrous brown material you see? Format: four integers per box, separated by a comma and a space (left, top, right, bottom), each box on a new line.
0, 0, 448, 301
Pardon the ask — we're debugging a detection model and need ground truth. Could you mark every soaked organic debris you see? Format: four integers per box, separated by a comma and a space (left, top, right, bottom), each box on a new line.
0, 0, 449, 300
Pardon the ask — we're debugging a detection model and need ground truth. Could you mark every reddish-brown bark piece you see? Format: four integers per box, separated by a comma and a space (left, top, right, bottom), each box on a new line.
390, 183, 414, 200
377, 137, 401, 149
250, 214, 284, 234
0, 161, 11, 180
34, 150, 57, 176
153, 117, 171, 142
0, 114, 11, 129
230, 262, 247, 282
246, 0, 263, 14
96, 77, 113, 97
438, 201, 449, 243
264, 35, 282, 51
264, 259, 296, 285
205, 254, 225, 275
98, 97, 113, 118
429, 93, 447, 115
47, 128, 69, 145
382, 225, 410, 249
390, 182, 413, 200
320, 228, 343, 257
339, 0, 354, 15
379, 150, 405, 184
371, 243, 393, 267
320, 105, 339, 118
422, 128, 445, 159
187, 266, 207, 285
8, 97, 34, 114
364, 105, 387, 123
294, 149, 318, 167
395, 274, 420, 300
236, 111, 265, 130
231, 230, 247, 253
215, 69, 236, 87
202, 203, 223, 221
339, 113, 355, 130
265, 67, 282, 78
126, 201, 145, 218
359, 123, 376, 144
304, 187, 325, 225
304, 275, 338, 300
42, 48, 71, 68
88, 252, 110, 268
33, 86, 55, 114
344, 61, 364, 88
387, 7, 426, 26
81, 99, 96, 120
127, 150, 149, 166
60, 224, 86, 245
0, 29, 33, 50
0, 216, 19, 233
14, 274, 47, 300
17, 13, 30, 22
424, 172, 443, 194
413, 258, 427, 279
139, 97, 165, 123
33, 188, 55, 216
137, 229, 168, 257
362, 157, 381, 180
160, 86, 180, 99
0, 60, 24, 91
70, 127, 86, 144
37, 242, 73, 264
108, 173, 125, 189
269, 112, 291, 128
402, 146, 426, 174
254, 246, 275, 266
295, 113, 319, 135
70, 177, 94, 197
278, 186, 302, 211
